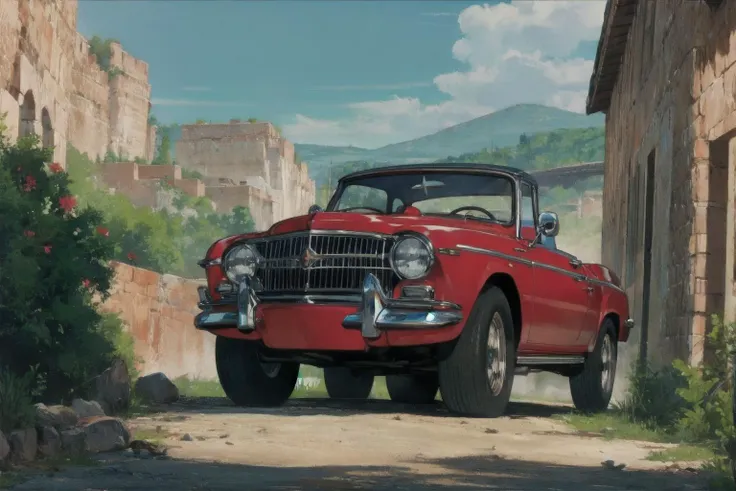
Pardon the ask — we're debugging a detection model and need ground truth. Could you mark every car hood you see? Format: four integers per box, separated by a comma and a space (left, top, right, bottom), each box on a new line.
262, 211, 515, 246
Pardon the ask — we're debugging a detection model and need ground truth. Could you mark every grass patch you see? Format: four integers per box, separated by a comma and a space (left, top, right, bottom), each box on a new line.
647, 445, 717, 463
555, 411, 672, 442
173, 376, 225, 398
0, 472, 25, 489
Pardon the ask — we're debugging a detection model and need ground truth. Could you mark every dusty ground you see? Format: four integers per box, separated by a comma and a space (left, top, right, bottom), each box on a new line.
8, 397, 710, 491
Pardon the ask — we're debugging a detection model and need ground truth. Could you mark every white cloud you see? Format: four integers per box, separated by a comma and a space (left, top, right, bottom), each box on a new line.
283, 1, 605, 148
151, 98, 249, 107
313, 82, 432, 91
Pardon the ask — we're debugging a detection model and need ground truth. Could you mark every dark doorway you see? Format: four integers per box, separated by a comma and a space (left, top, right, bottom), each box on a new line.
640, 150, 656, 363
19, 90, 36, 138
41, 108, 54, 149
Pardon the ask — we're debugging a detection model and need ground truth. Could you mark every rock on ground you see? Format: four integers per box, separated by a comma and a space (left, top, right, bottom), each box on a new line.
71, 398, 106, 418
9, 428, 36, 462
94, 358, 131, 415
0, 430, 9, 461
134, 372, 179, 404
34, 403, 78, 430
81, 416, 131, 453
37, 426, 61, 458
59, 428, 87, 456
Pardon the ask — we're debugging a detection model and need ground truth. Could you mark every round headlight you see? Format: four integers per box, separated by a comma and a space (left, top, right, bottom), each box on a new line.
390, 235, 434, 280
223, 244, 259, 283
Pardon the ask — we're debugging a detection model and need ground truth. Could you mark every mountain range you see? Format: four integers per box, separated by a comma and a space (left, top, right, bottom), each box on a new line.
156, 104, 604, 187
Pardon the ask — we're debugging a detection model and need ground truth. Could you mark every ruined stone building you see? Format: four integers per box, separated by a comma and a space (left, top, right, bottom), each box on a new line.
174, 120, 316, 230
587, 0, 736, 366
0, 0, 155, 167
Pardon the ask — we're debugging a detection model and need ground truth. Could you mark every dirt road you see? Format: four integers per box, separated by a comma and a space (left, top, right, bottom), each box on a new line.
12, 398, 708, 491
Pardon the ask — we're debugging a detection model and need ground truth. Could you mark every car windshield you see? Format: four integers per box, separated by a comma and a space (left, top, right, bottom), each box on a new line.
328, 170, 516, 225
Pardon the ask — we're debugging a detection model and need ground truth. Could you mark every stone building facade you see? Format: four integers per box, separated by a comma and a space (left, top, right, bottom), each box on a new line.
0, 0, 155, 167
175, 120, 316, 230
587, 0, 736, 366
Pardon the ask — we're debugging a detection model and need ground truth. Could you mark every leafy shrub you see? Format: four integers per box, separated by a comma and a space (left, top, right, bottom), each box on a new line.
0, 135, 133, 402
616, 363, 687, 429
0, 368, 35, 433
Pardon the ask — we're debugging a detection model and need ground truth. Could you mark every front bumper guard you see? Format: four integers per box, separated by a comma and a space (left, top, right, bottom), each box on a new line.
194, 273, 464, 339
342, 274, 463, 339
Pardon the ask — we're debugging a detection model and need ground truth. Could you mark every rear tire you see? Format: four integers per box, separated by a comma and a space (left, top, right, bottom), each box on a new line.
438, 286, 516, 417
569, 319, 617, 413
386, 373, 439, 404
324, 367, 374, 399
215, 336, 299, 407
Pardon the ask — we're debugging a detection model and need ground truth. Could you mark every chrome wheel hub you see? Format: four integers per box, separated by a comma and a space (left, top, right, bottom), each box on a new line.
260, 362, 281, 378
486, 312, 507, 396
600, 334, 615, 391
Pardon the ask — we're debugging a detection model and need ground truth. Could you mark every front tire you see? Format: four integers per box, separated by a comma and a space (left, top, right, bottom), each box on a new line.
215, 336, 299, 407
569, 319, 617, 413
324, 367, 374, 399
438, 286, 516, 417
386, 373, 439, 404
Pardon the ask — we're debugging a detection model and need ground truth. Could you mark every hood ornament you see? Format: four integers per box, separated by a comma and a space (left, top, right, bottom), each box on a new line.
300, 247, 320, 269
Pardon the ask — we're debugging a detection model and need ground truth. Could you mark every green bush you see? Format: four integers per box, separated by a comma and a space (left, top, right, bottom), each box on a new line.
0, 368, 35, 433
0, 135, 136, 402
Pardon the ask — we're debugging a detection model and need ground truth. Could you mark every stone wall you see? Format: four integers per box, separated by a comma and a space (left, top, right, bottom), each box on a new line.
101, 261, 216, 380
0, 0, 153, 168
600, 0, 736, 366
175, 121, 316, 230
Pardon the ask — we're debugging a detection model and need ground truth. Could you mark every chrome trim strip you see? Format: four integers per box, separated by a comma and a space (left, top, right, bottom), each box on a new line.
516, 355, 585, 365
239, 229, 392, 244
198, 257, 222, 268
194, 311, 237, 329
236, 277, 258, 332
342, 273, 462, 338
457, 244, 626, 293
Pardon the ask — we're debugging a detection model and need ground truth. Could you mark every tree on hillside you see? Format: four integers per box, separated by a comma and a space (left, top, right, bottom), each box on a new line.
213, 206, 256, 237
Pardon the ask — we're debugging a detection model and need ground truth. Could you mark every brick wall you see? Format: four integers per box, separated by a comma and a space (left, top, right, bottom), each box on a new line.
101, 261, 217, 380
601, 0, 736, 366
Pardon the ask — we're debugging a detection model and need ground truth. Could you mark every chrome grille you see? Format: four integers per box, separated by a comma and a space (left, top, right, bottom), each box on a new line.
252, 232, 396, 295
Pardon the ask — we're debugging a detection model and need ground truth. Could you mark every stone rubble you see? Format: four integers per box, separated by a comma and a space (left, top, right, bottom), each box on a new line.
134, 372, 180, 404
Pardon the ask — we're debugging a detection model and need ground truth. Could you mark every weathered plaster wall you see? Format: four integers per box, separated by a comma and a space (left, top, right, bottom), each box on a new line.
0, 0, 153, 168
602, 0, 736, 366
100, 162, 207, 208
102, 261, 216, 380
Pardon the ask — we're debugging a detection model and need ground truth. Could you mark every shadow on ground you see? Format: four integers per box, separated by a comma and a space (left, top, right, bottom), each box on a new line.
11, 450, 708, 491
159, 397, 574, 419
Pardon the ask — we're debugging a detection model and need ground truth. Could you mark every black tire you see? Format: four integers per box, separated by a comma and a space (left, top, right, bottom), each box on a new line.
438, 286, 516, 417
215, 336, 299, 407
324, 367, 374, 399
386, 373, 439, 404
569, 318, 617, 413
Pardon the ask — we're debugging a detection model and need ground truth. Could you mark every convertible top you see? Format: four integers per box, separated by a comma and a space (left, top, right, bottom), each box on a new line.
339, 163, 538, 187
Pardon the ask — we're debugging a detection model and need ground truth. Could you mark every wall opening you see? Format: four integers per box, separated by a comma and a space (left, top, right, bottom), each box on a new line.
640, 150, 656, 364
41, 108, 54, 149
706, 136, 730, 344
19, 90, 36, 138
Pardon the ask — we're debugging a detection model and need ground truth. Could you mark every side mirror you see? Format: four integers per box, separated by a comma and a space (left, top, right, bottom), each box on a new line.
538, 211, 560, 238
308, 204, 323, 214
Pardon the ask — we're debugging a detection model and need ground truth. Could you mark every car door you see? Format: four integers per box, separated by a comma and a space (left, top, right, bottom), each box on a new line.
526, 246, 592, 349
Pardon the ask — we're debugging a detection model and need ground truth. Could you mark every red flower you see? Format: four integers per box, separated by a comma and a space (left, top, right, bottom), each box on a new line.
82, 279, 91, 289
49, 162, 63, 174
58, 195, 77, 213
43, 245, 52, 254
23, 230, 35, 238
23, 175, 36, 192
96, 226, 109, 237
127, 252, 137, 261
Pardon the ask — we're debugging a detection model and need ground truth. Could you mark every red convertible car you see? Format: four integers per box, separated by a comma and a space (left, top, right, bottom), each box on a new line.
195, 163, 634, 417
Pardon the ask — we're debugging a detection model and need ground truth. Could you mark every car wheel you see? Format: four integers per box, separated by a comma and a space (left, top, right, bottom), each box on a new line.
438, 286, 516, 417
386, 373, 439, 404
323, 367, 374, 399
569, 318, 617, 413
215, 336, 299, 407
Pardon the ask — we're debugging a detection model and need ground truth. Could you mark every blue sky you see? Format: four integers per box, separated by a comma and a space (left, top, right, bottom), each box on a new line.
77, 1, 605, 149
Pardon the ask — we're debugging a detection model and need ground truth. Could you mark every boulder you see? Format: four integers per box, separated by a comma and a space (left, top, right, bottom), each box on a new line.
9, 428, 36, 462
37, 426, 61, 458
59, 428, 87, 456
94, 358, 131, 415
71, 398, 106, 418
0, 431, 9, 461
81, 416, 130, 453
134, 372, 179, 404
34, 403, 78, 430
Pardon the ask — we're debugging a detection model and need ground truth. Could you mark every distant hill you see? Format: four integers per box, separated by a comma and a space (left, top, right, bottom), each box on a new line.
153, 103, 604, 187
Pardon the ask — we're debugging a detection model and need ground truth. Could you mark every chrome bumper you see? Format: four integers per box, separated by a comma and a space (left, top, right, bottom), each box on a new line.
194, 273, 464, 338
342, 274, 463, 339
